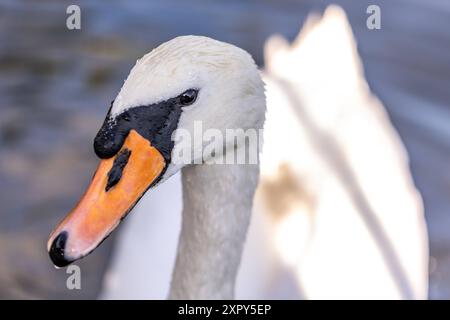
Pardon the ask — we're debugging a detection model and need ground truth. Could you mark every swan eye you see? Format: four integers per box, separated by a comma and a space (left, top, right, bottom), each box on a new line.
179, 89, 198, 106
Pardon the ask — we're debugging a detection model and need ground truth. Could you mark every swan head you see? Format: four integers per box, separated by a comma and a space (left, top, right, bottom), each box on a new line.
47, 36, 265, 267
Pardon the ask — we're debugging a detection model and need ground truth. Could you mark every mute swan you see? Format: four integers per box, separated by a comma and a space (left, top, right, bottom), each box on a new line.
47, 5, 428, 300
100, 6, 428, 300
47, 35, 266, 299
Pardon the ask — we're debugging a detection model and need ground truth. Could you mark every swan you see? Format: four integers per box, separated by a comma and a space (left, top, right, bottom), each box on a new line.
100, 6, 428, 300
47, 35, 266, 299
48, 5, 428, 300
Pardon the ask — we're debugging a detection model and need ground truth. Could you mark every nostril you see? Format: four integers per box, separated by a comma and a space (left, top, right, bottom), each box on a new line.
49, 231, 72, 268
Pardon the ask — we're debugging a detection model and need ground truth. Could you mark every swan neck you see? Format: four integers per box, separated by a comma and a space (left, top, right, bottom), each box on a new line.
169, 163, 259, 299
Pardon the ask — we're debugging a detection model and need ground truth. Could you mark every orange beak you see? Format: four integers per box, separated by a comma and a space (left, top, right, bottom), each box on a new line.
47, 129, 165, 267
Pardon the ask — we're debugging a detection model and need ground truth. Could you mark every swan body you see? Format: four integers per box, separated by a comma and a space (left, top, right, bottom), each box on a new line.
249, 6, 428, 299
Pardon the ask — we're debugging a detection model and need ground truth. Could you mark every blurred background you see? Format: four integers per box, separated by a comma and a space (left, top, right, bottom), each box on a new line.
0, 0, 449, 299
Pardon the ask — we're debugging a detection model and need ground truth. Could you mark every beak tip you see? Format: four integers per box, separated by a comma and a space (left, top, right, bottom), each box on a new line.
48, 231, 73, 268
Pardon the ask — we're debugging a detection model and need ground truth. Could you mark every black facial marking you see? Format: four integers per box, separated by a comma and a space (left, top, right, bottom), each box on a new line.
105, 148, 131, 192
94, 91, 196, 163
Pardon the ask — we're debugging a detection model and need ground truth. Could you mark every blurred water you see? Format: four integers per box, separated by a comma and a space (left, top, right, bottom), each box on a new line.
0, 0, 449, 298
